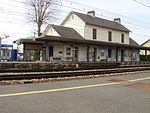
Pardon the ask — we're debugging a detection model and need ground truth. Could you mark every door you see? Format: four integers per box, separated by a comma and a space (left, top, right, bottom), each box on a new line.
121, 50, 124, 62
72, 47, 78, 62
116, 48, 118, 62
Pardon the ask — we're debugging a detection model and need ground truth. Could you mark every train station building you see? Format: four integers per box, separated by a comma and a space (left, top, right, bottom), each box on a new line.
141, 39, 150, 55
16, 11, 150, 62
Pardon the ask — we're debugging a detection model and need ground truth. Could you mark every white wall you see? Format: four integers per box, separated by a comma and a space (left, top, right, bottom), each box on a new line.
78, 45, 87, 61
124, 49, 130, 61
62, 13, 85, 37
61, 13, 129, 45
140, 41, 150, 55
132, 50, 140, 61
46, 42, 140, 62
44, 26, 60, 36
84, 24, 129, 44
46, 42, 63, 61
141, 50, 150, 55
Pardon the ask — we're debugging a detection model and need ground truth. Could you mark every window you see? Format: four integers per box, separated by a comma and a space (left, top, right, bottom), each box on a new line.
108, 31, 112, 41
108, 49, 112, 58
50, 28, 52, 33
72, 15, 74, 20
66, 47, 71, 55
93, 29, 97, 39
121, 34, 124, 43
101, 50, 105, 56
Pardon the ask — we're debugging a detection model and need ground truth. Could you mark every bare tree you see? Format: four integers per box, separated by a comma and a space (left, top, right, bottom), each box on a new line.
27, 0, 59, 36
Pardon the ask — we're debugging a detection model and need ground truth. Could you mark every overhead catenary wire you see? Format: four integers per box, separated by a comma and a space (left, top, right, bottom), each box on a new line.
8, 0, 150, 26
144, 0, 150, 3
0, 2, 149, 31
0, 8, 32, 16
0, 0, 149, 40
0, 2, 27, 10
139, 0, 150, 4
53, 3, 150, 29
0, 8, 150, 38
133, 0, 150, 8
63, 0, 150, 25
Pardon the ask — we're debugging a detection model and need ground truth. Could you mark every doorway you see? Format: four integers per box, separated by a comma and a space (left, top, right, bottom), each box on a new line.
87, 47, 90, 62
72, 47, 78, 62
116, 48, 118, 62
121, 50, 124, 62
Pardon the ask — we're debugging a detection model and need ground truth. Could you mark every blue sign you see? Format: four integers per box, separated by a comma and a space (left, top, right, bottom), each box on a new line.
53, 57, 61, 60
0, 44, 13, 48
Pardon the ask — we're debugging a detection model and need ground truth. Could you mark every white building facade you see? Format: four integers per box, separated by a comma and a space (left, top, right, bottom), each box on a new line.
141, 39, 150, 55
19, 11, 150, 62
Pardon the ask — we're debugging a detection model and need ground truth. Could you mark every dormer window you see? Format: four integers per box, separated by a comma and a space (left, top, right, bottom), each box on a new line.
72, 15, 74, 20
93, 28, 97, 39
50, 28, 52, 33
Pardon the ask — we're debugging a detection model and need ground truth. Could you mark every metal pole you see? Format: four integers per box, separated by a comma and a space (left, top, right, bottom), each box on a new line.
0, 38, 1, 62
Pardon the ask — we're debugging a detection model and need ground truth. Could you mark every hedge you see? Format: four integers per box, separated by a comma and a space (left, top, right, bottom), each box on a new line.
140, 55, 150, 61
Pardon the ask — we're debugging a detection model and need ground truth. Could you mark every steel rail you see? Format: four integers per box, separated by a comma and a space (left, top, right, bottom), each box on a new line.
0, 66, 150, 81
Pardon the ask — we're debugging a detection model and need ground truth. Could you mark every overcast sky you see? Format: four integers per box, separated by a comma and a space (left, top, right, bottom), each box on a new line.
0, 0, 150, 46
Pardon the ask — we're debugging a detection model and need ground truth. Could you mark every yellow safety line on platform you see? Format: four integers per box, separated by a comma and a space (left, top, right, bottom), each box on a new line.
0, 77, 150, 97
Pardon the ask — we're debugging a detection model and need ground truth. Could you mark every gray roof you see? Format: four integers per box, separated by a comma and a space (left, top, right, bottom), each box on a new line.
14, 37, 44, 45
72, 11, 130, 32
37, 35, 150, 50
51, 25, 84, 40
129, 38, 140, 47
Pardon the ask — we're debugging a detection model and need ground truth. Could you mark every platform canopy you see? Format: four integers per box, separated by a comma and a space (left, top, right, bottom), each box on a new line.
35, 35, 150, 50
15, 35, 150, 51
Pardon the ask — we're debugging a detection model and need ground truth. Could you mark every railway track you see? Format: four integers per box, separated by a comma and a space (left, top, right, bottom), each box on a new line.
0, 66, 150, 81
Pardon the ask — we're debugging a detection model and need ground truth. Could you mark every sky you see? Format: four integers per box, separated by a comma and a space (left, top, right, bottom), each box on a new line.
0, 0, 150, 47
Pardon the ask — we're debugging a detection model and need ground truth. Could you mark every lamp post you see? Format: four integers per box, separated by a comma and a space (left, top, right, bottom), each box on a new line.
0, 35, 9, 61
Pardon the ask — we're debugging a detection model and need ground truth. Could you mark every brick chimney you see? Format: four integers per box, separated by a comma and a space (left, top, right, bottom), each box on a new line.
114, 18, 121, 24
87, 11, 95, 17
